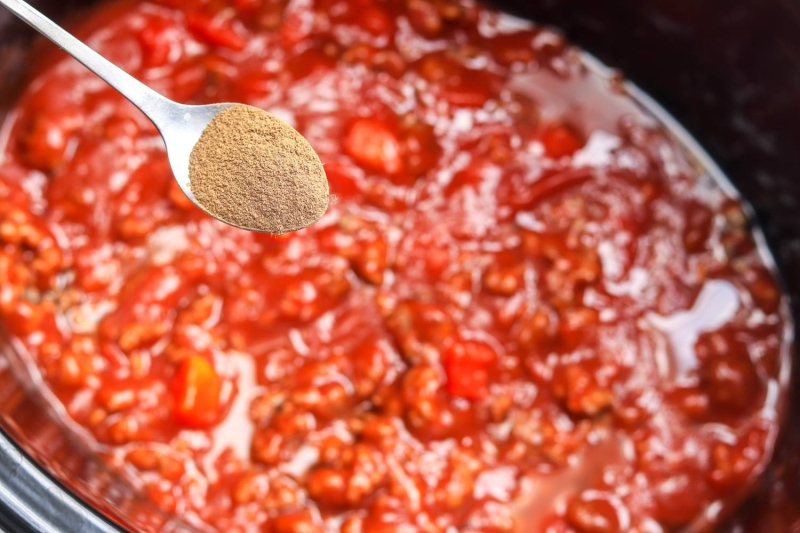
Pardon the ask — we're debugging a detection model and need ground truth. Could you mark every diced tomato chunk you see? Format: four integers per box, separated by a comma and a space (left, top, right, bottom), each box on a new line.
324, 162, 362, 201
401, 120, 440, 175
443, 340, 496, 400
280, 5, 311, 47
187, 12, 246, 51
285, 48, 335, 80
150, 0, 183, 6
233, 0, 261, 13
344, 119, 404, 175
540, 125, 583, 159
445, 160, 491, 196
171, 356, 222, 428
138, 17, 176, 67
442, 85, 491, 108
19, 116, 72, 172
359, 6, 393, 36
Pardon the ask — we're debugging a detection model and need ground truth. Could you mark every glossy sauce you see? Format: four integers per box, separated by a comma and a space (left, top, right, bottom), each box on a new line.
0, 0, 792, 532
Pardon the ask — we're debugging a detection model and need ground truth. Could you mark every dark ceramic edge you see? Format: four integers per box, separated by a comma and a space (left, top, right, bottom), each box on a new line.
0, 427, 122, 533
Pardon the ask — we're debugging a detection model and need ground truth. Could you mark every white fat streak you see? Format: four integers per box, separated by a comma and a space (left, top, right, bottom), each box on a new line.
572, 131, 622, 168
146, 225, 190, 265
204, 354, 265, 481
474, 466, 517, 501
282, 444, 320, 479
647, 280, 740, 377
288, 328, 310, 356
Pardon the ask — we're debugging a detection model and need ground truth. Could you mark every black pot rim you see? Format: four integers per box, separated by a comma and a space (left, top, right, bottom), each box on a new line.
0, 427, 122, 533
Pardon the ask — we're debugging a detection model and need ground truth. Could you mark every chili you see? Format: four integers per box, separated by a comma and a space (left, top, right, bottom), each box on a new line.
0, 0, 791, 532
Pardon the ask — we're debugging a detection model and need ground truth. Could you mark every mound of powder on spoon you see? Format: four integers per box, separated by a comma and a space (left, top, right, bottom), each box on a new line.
188, 104, 329, 234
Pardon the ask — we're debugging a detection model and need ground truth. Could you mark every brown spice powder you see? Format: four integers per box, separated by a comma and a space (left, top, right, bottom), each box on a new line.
189, 105, 329, 234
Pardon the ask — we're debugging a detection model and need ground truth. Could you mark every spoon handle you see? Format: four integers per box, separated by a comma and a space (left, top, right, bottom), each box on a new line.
0, 0, 172, 121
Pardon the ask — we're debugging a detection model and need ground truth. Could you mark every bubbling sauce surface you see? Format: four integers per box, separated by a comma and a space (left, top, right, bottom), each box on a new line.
0, 0, 791, 532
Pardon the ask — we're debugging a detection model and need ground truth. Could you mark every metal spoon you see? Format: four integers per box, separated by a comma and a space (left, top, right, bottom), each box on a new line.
0, 0, 292, 230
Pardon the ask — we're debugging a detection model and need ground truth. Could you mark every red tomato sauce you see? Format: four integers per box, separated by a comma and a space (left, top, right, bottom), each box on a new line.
0, 0, 792, 531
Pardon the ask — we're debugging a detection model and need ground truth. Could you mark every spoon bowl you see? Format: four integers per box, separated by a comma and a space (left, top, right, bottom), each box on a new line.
156, 102, 237, 207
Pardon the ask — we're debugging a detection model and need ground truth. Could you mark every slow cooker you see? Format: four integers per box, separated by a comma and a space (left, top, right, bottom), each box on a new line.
0, 0, 798, 531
